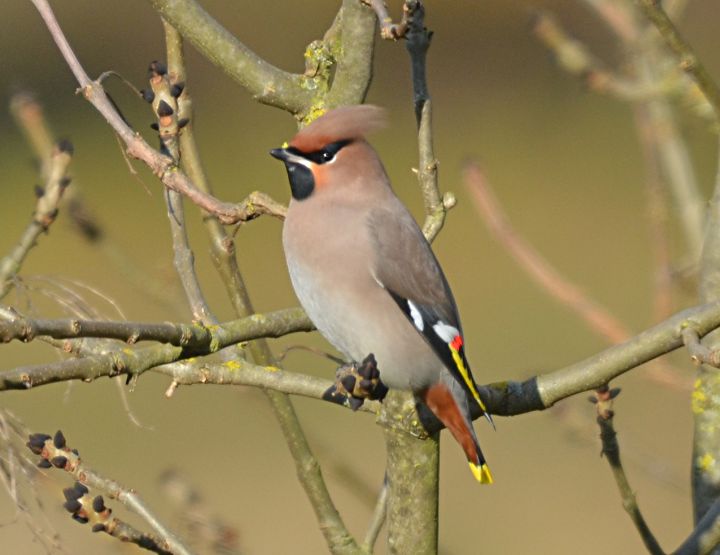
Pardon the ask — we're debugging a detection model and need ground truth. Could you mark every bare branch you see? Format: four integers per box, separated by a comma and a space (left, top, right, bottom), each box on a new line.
636, 0, 720, 119
0, 141, 73, 299
365, 0, 412, 40
158, 469, 241, 554
0, 307, 314, 390
29, 0, 280, 226
145, 0, 313, 114
380, 391, 439, 552
154, 29, 216, 325
155, 359, 379, 416
464, 162, 631, 344
324, 0, 376, 110
693, 139, 720, 522
395, 1, 453, 243
682, 327, 720, 367
9, 92, 56, 180
592, 387, 665, 555
675, 499, 720, 554
535, 9, 705, 261
361, 481, 388, 552
27, 431, 194, 555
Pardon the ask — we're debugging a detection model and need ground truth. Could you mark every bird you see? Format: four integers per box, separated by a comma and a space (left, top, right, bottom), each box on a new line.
270, 105, 494, 484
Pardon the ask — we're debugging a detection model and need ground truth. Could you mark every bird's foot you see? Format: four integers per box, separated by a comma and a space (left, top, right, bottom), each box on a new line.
322, 353, 389, 411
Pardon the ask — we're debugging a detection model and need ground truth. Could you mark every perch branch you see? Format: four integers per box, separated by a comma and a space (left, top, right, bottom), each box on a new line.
4, 294, 720, 425
154, 359, 379, 416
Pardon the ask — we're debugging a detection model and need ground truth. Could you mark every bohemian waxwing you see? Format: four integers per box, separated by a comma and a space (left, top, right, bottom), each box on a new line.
270, 105, 494, 484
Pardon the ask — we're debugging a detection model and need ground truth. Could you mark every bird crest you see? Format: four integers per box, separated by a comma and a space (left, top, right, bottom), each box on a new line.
290, 105, 386, 153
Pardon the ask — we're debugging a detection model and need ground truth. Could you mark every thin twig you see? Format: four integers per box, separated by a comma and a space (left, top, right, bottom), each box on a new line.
536, 9, 705, 261
682, 327, 720, 367
30, 0, 284, 225
675, 498, 720, 554
636, 0, 720, 119
400, 1, 453, 243
632, 102, 675, 320
27, 431, 195, 555
157, 469, 241, 554
592, 387, 665, 555
361, 481, 388, 552
365, 0, 412, 40
9, 92, 55, 180
0, 305, 312, 353
0, 141, 73, 299
158, 26, 216, 325
464, 162, 631, 344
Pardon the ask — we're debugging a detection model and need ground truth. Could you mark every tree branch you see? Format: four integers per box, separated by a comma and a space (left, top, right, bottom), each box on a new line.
361, 480, 388, 552
401, 1, 454, 243
464, 161, 632, 344
0, 306, 311, 349
636, 0, 720, 119
324, 0, 376, 110
675, 499, 720, 554
29, 0, 283, 226
145, 0, 313, 114
0, 141, 73, 299
593, 387, 664, 555
27, 431, 195, 555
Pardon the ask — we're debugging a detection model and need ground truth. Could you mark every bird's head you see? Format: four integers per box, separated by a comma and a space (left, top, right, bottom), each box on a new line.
270, 105, 386, 201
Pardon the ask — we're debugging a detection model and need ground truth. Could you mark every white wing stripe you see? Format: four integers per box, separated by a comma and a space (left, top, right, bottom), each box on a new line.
407, 300, 424, 331
432, 321, 459, 343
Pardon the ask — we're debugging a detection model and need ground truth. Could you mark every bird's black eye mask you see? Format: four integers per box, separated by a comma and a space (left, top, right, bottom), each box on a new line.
288, 139, 353, 165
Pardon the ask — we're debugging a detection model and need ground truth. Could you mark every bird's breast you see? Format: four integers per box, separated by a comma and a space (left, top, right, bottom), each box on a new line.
282, 202, 442, 391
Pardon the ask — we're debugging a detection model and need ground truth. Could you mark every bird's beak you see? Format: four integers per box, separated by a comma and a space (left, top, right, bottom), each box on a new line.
270, 147, 291, 162
270, 147, 313, 169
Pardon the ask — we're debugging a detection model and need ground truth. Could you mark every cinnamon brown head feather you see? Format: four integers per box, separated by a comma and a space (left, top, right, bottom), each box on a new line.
290, 105, 386, 153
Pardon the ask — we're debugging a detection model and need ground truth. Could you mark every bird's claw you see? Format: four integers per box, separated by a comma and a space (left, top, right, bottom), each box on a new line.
322, 353, 389, 411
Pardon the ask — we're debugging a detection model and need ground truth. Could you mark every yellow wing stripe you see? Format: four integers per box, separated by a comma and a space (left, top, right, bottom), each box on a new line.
449, 345, 488, 414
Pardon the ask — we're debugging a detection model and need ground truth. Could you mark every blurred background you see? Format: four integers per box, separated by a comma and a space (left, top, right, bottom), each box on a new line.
1, 0, 719, 553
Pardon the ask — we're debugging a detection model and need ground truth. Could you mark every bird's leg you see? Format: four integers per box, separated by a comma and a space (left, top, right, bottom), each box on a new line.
322, 353, 389, 411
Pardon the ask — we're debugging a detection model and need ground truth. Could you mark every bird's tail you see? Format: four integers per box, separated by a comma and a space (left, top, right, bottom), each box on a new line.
468, 441, 493, 484
422, 382, 493, 484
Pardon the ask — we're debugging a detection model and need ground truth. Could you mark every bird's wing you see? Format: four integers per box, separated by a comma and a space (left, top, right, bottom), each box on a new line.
367, 206, 488, 414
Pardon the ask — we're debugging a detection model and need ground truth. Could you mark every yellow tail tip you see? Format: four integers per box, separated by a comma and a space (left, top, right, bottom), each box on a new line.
469, 462, 494, 484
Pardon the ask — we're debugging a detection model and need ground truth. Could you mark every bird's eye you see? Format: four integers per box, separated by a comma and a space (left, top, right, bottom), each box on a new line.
321, 151, 333, 161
